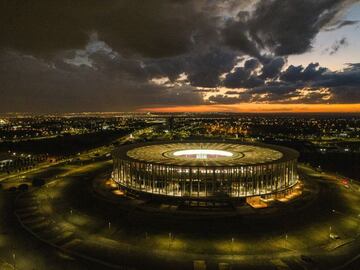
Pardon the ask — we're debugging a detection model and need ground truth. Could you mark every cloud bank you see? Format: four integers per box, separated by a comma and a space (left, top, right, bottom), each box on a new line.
0, 0, 359, 112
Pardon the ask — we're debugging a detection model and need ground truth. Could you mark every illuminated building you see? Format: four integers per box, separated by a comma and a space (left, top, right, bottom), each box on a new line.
112, 141, 299, 204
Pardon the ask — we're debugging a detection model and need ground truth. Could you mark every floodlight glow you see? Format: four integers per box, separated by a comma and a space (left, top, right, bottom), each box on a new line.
173, 149, 233, 159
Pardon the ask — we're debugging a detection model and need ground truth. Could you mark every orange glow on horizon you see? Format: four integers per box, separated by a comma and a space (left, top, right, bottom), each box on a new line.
138, 103, 360, 113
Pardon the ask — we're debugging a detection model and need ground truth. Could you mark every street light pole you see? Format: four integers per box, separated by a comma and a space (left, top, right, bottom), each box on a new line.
168, 232, 172, 249
12, 252, 16, 269
231, 237, 234, 262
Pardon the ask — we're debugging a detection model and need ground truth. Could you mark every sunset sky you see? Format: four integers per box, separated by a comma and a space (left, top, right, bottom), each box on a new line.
1, 0, 360, 113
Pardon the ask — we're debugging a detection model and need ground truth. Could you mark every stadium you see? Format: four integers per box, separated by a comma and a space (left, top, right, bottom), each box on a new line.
112, 141, 299, 205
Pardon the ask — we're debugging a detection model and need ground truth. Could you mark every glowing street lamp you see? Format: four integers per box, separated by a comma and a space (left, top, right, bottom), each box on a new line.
168, 232, 172, 249
12, 252, 16, 269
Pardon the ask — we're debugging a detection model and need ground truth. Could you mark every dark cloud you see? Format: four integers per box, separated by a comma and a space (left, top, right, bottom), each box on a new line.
280, 63, 328, 82
222, 17, 261, 58
223, 58, 264, 88
208, 62, 360, 105
312, 66, 360, 88
324, 20, 359, 31
223, 67, 264, 88
225, 90, 243, 95
329, 87, 360, 103
346, 63, 360, 69
193, 89, 219, 93
248, 81, 300, 98
96, 1, 213, 58
223, 0, 353, 56
144, 48, 238, 88
185, 48, 237, 87
244, 58, 260, 70
260, 57, 286, 79
0, 0, 88, 55
256, 63, 360, 103
208, 95, 240, 104
222, 56, 288, 89
0, 0, 213, 58
0, 52, 204, 112
224, 68, 250, 88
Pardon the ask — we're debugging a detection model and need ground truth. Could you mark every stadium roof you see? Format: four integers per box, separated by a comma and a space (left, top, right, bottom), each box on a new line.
112, 140, 299, 167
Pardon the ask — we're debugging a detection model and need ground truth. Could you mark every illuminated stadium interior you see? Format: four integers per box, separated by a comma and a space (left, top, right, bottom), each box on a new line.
172, 149, 233, 159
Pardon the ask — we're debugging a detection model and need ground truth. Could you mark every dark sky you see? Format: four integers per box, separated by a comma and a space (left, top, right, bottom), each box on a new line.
0, 0, 360, 112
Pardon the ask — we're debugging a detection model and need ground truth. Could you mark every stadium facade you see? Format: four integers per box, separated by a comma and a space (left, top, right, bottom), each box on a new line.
112, 141, 299, 203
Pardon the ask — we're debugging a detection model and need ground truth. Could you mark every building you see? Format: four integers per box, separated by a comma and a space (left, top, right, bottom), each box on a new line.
112, 140, 299, 205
